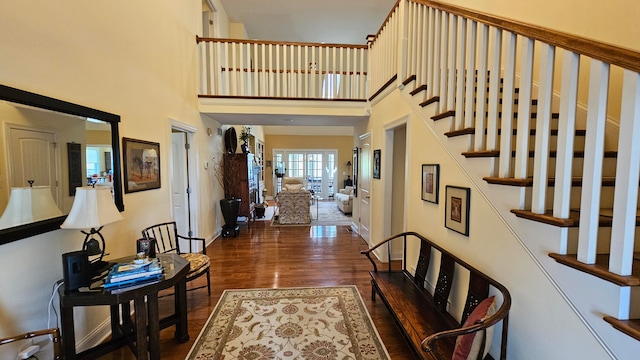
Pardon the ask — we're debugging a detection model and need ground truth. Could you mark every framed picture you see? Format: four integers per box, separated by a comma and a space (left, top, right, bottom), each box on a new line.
373, 149, 381, 179
122, 137, 161, 193
421, 164, 439, 203
445, 186, 470, 236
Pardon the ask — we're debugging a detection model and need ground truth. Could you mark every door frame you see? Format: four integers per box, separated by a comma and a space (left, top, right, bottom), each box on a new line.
358, 132, 372, 245
383, 114, 410, 261
169, 120, 199, 246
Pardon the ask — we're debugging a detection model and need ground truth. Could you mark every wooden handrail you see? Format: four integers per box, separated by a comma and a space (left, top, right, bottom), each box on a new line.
196, 36, 367, 49
370, 0, 402, 43
410, 0, 640, 72
219, 67, 366, 75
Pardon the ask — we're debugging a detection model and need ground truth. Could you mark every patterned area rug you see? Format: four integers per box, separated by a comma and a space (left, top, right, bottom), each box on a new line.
271, 200, 353, 227
186, 286, 390, 360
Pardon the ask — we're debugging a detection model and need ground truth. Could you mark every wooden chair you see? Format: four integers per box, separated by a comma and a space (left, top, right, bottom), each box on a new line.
0, 328, 62, 360
141, 221, 211, 295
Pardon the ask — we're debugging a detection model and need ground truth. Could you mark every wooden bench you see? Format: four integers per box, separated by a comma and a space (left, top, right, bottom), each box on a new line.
361, 232, 511, 360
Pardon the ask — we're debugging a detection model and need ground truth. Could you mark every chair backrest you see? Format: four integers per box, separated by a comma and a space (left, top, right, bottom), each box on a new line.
0, 328, 62, 359
141, 221, 181, 254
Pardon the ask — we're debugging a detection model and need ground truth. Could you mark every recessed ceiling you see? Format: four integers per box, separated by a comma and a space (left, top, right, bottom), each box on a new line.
218, 0, 396, 44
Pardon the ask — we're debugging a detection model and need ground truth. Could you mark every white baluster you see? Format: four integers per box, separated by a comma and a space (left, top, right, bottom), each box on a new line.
609, 70, 640, 275
454, 17, 466, 130
486, 28, 502, 151
553, 50, 580, 218
438, 11, 448, 113
473, 24, 489, 151
577, 60, 609, 263
463, 21, 477, 130
531, 44, 556, 214
498, 31, 516, 177
514, 37, 535, 182
447, 14, 457, 113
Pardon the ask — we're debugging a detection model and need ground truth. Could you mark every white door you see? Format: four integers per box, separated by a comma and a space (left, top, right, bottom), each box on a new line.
9, 127, 59, 205
171, 132, 189, 237
359, 135, 372, 245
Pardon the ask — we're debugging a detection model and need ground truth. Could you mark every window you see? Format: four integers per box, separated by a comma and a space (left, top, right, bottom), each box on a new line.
273, 149, 337, 196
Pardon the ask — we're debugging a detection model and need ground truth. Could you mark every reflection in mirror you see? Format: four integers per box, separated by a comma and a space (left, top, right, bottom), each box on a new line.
0, 84, 123, 244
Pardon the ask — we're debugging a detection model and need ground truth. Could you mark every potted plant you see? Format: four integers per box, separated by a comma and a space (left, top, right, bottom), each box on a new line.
239, 126, 251, 153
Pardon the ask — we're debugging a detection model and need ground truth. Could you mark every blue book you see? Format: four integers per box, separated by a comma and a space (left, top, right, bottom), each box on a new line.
104, 273, 163, 290
106, 260, 163, 283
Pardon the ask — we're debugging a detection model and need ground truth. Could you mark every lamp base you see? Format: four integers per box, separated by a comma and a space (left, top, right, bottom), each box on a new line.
90, 260, 114, 278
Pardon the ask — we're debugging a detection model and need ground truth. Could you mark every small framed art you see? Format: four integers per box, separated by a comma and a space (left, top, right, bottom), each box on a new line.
373, 149, 381, 179
445, 186, 470, 236
123, 137, 161, 193
421, 164, 439, 203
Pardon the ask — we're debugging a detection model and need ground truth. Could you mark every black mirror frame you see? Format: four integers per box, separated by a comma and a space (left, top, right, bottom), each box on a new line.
0, 84, 124, 245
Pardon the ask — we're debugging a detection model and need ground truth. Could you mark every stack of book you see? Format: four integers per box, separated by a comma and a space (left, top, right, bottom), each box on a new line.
104, 259, 163, 290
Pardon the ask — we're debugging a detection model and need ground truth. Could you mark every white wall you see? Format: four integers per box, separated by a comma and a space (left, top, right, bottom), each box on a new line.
0, 0, 226, 355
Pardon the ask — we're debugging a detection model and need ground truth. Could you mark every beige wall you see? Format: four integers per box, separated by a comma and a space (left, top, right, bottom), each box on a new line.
264, 135, 354, 197
0, 0, 213, 349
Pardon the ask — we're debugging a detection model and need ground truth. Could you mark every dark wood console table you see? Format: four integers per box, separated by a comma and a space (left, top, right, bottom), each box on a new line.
58, 253, 190, 360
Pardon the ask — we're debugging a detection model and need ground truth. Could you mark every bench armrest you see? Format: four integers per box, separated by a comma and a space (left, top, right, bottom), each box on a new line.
421, 300, 511, 356
361, 232, 419, 271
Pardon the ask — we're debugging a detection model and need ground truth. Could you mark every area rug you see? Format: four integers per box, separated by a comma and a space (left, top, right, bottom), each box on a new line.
186, 286, 390, 360
271, 201, 353, 227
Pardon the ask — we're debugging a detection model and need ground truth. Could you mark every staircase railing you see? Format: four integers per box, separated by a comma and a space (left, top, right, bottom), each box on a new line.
367, 0, 640, 279
196, 37, 368, 100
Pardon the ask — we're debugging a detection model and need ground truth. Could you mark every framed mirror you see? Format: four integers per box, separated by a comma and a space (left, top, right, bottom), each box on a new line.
0, 84, 124, 245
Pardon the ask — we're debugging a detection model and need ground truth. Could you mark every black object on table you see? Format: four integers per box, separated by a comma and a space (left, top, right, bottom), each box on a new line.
58, 253, 190, 360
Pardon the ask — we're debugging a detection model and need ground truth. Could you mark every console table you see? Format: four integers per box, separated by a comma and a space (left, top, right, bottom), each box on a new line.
58, 253, 190, 360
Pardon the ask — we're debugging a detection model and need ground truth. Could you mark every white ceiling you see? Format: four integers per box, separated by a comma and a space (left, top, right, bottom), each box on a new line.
217, 0, 396, 44
209, 0, 396, 135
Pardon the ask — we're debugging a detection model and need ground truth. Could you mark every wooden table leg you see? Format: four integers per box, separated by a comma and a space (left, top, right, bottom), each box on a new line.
174, 279, 189, 342
147, 293, 160, 360
61, 305, 76, 359
134, 296, 148, 360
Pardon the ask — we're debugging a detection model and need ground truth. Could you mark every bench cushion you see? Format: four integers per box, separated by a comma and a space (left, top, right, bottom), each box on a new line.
371, 271, 457, 359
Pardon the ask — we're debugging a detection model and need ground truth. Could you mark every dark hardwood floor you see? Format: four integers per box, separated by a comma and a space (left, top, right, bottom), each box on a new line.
97, 220, 416, 359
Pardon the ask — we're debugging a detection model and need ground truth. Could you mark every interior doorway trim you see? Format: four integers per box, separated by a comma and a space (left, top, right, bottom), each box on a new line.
169, 119, 200, 246
383, 114, 410, 257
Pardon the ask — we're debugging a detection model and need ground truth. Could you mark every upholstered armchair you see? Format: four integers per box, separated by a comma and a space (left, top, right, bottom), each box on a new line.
276, 178, 311, 224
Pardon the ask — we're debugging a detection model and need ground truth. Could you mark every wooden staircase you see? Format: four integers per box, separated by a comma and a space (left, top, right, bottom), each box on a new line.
404, 73, 640, 342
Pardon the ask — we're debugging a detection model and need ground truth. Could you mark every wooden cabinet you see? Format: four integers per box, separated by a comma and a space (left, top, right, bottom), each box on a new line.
224, 153, 258, 225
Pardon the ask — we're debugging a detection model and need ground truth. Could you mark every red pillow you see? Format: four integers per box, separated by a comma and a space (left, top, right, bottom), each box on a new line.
452, 296, 497, 360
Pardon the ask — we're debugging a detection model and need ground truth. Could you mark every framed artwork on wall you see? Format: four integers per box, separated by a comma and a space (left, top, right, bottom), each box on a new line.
122, 137, 161, 193
373, 149, 381, 179
421, 164, 439, 203
445, 185, 470, 236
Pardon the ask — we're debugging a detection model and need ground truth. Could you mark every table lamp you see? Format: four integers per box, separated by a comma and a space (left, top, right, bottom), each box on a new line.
0, 184, 63, 229
61, 186, 124, 276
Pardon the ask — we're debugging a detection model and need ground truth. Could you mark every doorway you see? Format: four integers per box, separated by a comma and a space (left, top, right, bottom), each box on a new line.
383, 117, 408, 261
170, 123, 199, 248
358, 134, 371, 245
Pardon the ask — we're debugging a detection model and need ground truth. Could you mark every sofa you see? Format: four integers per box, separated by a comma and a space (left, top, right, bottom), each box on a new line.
275, 177, 311, 224
335, 186, 354, 214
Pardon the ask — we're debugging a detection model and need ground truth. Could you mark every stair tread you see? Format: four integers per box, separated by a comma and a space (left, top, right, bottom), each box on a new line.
446, 128, 587, 137
484, 176, 617, 187
510, 208, 640, 227
548, 253, 640, 286
603, 316, 640, 341
463, 150, 618, 158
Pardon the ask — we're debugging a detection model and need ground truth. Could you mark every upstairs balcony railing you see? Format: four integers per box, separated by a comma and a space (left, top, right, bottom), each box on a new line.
197, 38, 368, 100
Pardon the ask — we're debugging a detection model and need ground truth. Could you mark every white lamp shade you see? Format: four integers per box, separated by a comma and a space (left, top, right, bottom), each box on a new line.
0, 186, 63, 229
61, 186, 123, 229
